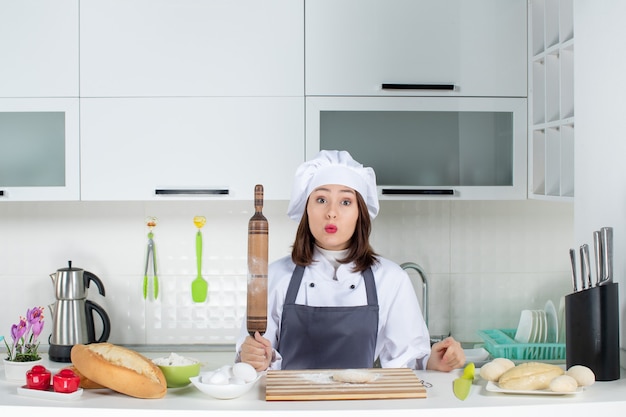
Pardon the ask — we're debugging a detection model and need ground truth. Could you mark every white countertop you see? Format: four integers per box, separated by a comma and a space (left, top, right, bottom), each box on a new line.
2, 351, 626, 417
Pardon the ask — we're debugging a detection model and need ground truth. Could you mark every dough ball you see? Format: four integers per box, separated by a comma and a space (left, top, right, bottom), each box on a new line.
566, 365, 595, 387
332, 369, 377, 384
205, 371, 229, 385
232, 362, 257, 383
549, 375, 578, 393
479, 361, 507, 382
491, 357, 515, 371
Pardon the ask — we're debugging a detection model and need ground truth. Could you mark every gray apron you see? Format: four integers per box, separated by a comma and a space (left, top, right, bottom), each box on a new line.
278, 265, 379, 370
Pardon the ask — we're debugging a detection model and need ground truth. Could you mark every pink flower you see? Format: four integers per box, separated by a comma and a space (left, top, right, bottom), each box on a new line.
10, 317, 28, 342
5, 306, 45, 361
27, 307, 45, 341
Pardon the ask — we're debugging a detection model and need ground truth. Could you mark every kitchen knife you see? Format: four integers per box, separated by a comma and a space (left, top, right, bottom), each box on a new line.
247, 184, 268, 336
600, 227, 613, 285
569, 248, 578, 292
580, 245, 589, 290
593, 230, 603, 287
581, 244, 592, 289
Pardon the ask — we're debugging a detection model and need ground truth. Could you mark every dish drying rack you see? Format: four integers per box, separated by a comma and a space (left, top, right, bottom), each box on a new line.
477, 329, 566, 361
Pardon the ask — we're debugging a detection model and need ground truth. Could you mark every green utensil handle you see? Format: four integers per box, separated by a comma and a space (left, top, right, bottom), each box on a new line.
196, 230, 202, 274
143, 275, 148, 299
152, 242, 159, 300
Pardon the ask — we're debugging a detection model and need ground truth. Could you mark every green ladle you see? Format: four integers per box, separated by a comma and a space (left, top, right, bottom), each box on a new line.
191, 216, 208, 303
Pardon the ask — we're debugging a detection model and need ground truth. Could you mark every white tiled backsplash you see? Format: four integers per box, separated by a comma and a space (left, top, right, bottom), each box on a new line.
0, 199, 573, 347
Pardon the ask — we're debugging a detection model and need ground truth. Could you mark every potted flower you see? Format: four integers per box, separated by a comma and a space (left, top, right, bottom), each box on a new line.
3, 306, 45, 382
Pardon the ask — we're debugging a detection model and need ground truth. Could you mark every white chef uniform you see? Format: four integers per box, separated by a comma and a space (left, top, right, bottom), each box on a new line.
235, 247, 431, 370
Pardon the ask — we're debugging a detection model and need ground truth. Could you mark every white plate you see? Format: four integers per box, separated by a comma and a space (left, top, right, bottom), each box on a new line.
486, 381, 582, 395
545, 300, 558, 343
530, 310, 541, 343
17, 386, 83, 401
536, 310, 548, 343
557, 296, 566, 343
527, 310, 536, 343
514, 310, 533, 343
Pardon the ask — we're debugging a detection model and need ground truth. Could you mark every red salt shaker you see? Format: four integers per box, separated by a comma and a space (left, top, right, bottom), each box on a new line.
26, 365, 51, 390
53, 368, 80, 393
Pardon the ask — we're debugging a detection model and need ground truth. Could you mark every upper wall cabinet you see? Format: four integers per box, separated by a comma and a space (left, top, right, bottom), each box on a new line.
305, 0, 527, 97
79, 0, 303, 97
0, 0, 79, 97
0, 98, 80, 201
80, 97, 304, 201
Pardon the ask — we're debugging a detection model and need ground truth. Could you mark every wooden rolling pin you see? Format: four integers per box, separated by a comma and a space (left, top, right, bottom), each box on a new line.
247, 184, 268, 336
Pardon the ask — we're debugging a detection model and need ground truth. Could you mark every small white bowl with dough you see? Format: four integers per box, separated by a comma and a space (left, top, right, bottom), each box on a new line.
190, 363, 261, 400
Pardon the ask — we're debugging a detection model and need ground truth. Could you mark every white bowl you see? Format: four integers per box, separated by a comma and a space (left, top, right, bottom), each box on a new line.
189, 373, 260, 400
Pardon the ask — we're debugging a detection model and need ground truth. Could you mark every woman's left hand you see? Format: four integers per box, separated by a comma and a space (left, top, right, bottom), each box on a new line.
426, 337, 466, 372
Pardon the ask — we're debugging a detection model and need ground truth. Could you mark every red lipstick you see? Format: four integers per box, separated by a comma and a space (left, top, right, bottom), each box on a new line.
325, 224, 337, 233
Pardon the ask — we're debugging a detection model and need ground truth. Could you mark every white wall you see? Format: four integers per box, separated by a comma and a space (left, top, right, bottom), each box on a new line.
0, 199, 572, 347
574, 1, 626, 360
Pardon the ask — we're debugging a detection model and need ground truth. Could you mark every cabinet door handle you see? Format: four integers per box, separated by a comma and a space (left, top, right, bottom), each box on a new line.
382, 189, 455, 196
155, 188, 229, 196
0, 190, 4, 197
381, 83, 455, 91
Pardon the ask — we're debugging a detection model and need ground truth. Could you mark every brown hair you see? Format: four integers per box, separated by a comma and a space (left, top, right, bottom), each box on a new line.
291, 191, 378, 272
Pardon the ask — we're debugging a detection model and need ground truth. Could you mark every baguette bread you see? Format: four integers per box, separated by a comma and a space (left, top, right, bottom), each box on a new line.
68, 365, 106, 389
498, 362, 564, 390
71, 343, 167, 398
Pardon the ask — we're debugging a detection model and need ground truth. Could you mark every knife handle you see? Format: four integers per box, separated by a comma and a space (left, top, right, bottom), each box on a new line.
601, 227, 613, 284
569, 248, 578, 292
581, 244, 592, 289
593, 231, 603, 286
579, 246, 588, 290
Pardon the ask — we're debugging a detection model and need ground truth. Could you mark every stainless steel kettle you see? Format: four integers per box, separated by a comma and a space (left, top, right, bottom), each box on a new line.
48, 261, 111, 362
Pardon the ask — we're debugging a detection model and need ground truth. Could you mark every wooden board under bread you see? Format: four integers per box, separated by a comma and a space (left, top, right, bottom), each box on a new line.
266, 368, 427, 401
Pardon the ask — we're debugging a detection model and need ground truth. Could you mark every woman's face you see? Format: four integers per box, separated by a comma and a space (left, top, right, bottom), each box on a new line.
306, 184, 359, 251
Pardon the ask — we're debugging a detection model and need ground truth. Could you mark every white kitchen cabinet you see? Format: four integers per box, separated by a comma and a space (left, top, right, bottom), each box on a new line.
307, 96, 528, 200
80, 97, 304, 201
79, 0, 303, 97
528, 0, 574, 200
305, 0, 527, 97
0, 0, 79, 97
0, 99, 80, 201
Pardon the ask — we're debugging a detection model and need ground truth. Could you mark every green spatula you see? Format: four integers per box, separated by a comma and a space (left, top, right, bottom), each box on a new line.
191, 216, 208, 303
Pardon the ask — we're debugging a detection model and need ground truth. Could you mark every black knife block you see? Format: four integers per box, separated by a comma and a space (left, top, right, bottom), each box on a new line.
565, 282, 620, 381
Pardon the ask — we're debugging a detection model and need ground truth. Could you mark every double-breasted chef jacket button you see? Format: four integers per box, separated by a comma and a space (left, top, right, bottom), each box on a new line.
309, 283, 315, 288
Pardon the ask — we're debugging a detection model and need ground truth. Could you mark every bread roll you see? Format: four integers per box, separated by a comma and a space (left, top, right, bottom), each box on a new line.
491, 357, 515, 371
479, 358, 516, 382
566, 365, 595, 387
71, 343, 167, 399
549, 375, 578, 393
498, 362, 564, 390
479, 361, 507, 382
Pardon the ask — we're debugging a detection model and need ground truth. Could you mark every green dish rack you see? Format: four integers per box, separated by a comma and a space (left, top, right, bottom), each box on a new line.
477, 329, 566, 361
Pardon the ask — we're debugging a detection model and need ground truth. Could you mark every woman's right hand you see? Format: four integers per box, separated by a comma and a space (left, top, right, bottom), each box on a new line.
240, 331, 273, 371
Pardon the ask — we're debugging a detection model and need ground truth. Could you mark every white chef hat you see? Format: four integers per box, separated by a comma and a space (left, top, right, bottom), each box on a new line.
287, 150, 379, 221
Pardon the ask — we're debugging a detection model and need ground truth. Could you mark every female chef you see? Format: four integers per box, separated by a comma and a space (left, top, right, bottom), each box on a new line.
236, 150, 465, 372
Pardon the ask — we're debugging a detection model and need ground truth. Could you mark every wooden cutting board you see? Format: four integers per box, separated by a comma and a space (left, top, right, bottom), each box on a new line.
265, 368, 427, 401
